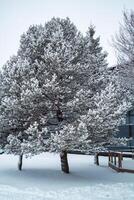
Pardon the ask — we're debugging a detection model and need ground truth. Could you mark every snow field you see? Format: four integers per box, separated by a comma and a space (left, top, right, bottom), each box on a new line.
0, 153, 133, 200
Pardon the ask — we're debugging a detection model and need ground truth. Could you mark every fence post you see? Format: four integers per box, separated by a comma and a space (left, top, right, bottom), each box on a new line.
108, 152, 110, 162
111, 153, 113, 163
114, 155, 116, 166
118, 153, 122, 168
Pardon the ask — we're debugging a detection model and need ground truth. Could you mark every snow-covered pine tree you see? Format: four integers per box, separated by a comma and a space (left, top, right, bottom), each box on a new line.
0, 57, 28, 170
34, 23, 131, 172
0, 18, 85, 173
0, 18, 131, 173
62, 25, 131, 152
19, 18, 85, 173
0, 57, 49, 170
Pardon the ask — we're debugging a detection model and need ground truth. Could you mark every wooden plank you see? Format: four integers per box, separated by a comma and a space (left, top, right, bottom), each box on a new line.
109, 162, 134, 173
97, 151, 133, 158
119, 168, 134, 173
109, 162, 121, 172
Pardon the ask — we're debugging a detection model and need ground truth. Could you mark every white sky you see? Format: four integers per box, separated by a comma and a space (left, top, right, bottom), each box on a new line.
0, 0, 134, 67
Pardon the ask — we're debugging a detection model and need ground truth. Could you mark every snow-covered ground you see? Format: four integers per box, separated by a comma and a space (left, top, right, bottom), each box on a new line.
123, 158, 134, 170
0, 153, 134, 200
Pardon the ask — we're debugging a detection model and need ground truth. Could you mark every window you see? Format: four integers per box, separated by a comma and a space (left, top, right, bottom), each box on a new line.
118, 110, 134, 147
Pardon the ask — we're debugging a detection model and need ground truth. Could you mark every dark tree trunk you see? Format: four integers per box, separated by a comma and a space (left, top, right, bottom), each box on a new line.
94, 153, 99, 165
56, 109, 63, 122
56, 102, 69, 173
18, 154, 23, 171
60, 150, 69, 173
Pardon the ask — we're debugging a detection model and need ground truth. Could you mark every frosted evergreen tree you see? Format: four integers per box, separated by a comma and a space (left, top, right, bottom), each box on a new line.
0, 57, 49, 170
0, 18, 85, 172
0, 18, 132, 173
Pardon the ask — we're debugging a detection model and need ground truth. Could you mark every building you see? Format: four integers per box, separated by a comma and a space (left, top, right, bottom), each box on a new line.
118, 110, 134, 147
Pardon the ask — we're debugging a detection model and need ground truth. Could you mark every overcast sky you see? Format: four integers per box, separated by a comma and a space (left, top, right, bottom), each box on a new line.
0, 0, 134, 67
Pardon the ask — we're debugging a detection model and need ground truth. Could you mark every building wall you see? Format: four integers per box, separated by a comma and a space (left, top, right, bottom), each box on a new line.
118, 110, 134, 146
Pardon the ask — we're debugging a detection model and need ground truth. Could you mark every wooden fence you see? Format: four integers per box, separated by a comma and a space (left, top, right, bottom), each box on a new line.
95, 151, 134, 173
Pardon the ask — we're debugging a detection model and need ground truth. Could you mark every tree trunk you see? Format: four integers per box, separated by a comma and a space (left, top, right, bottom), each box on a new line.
18, 154, 23, 171
94, 153, 99, 165
60, 150, 69, 173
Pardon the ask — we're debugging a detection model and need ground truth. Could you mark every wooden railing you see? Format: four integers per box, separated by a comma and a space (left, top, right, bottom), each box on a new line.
94, 151, 134, 173
108, 152, 134, 173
